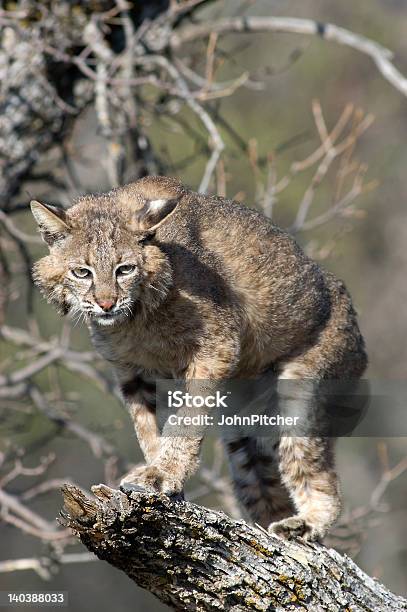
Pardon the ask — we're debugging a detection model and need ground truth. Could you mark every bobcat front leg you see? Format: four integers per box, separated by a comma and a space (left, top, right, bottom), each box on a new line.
120, 376, 161, 462
118, 376, 162, 489
121, 338, 239, 497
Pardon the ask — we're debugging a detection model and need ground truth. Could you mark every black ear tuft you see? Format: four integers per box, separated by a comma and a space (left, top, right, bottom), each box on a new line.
134, 196, 180, 231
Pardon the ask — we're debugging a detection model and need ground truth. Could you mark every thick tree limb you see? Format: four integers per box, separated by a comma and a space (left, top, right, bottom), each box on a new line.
61, 484, 407, 612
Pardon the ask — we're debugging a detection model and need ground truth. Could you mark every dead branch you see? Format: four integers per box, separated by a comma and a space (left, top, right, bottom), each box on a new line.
0, 552, 97, 580
171, 16, 407, 98
60, 484, 407, 612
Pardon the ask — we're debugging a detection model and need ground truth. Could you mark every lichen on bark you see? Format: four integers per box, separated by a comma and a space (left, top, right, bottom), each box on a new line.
61, 484, 407, 612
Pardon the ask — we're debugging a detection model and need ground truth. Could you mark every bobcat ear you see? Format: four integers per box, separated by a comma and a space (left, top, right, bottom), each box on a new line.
133, 196, 180, 231
30, 201, 70, 246
136, 230, 156, 245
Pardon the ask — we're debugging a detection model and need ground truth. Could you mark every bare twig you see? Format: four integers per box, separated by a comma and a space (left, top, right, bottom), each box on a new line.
136, 55, 224, 193
0, 211, 41, 245
0, 487, 70, 542
171, 16, 407, 98
0, 552, 97, 579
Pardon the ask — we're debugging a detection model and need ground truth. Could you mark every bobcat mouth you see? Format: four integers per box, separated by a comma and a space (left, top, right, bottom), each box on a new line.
92, 310, 125, 325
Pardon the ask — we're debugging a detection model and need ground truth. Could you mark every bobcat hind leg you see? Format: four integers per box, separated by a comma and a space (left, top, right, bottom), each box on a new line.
269, 361, 341, 541
224, 435, 295, 527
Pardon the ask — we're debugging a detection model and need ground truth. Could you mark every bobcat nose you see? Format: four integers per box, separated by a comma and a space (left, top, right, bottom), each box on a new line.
97, 298, 115, 312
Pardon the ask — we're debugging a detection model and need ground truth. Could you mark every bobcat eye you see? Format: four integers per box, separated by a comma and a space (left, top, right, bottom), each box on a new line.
116, 264, 136, 276
72, 267, 92, 279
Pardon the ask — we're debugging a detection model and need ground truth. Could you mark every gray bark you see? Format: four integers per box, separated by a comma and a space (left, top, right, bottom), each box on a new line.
61, 484, 407, 612
0, 0, 173, 206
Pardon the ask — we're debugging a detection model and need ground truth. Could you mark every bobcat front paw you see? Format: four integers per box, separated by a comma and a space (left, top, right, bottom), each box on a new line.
119, 465, 184, 499
268, 516, 324, 542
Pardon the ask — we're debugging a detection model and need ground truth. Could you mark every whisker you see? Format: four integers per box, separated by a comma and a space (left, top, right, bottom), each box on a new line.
148, 283, 166, 297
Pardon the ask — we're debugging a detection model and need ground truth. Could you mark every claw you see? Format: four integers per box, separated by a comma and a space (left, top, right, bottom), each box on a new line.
168, 489, 185, 502
119, 482, 147, 494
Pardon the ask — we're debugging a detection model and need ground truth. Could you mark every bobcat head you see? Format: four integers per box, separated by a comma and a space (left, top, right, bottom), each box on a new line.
30, 177, 184, 326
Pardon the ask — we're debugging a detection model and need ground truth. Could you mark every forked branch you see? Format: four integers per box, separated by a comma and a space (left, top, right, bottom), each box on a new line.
171, 16, 407, 99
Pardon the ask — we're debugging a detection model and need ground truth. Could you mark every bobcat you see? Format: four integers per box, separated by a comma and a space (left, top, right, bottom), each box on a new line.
30, 175, 367, 541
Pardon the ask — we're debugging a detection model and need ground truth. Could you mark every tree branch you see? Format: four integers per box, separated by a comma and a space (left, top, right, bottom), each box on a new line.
0, 553, 97, 580
171, 16, 407, 99
61, 484, 407, 612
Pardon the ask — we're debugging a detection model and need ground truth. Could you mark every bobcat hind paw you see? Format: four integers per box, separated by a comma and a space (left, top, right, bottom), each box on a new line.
268, 516, 324, 542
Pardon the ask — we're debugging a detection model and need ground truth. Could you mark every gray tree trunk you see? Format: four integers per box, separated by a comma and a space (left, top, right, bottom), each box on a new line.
0, 0, 171, 206
61, 484, 407, 612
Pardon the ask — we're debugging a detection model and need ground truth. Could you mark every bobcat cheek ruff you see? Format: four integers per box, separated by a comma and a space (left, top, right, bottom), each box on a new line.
31, 175, 367, 541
